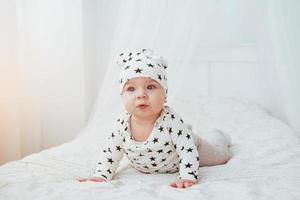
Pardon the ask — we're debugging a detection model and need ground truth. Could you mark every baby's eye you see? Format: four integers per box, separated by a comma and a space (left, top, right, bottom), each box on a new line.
147, 84, 156, 90
126, 86, 135, 91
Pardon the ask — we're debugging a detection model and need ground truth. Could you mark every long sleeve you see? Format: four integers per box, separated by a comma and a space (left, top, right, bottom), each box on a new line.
93, 127, 124, 181
167, 108, 200, 181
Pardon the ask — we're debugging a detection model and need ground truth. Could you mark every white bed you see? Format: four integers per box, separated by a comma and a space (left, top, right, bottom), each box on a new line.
1, 96, 300, 200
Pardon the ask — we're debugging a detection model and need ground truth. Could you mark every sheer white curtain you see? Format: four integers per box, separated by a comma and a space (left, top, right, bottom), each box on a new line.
258, 0, 300, 133
0, 0, 23, 164
0, 0, 40, 165
1, 0, 299, 165
89, 0, 260, 123
0, 0, 88, 164
90, 0, 300, 134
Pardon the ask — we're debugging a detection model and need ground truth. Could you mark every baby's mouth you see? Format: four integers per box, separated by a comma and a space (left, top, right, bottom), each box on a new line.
137, 104, 149, 109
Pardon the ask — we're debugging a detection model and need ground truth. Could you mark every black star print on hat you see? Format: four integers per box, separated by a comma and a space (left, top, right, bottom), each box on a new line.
134, 68, 142, 73
158, 74, 162, 80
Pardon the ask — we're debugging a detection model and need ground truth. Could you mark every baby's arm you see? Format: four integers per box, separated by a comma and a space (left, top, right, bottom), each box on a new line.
170, 179, 196, 188
167, 108, 200, 188
78, 123, 125, 182
77, 176, 106, 182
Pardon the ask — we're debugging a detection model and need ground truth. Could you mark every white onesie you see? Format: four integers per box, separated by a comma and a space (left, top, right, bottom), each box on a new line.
94, 106, 200, 181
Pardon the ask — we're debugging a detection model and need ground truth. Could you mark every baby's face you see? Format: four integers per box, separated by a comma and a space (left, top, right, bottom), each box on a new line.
122, 77, 165, 119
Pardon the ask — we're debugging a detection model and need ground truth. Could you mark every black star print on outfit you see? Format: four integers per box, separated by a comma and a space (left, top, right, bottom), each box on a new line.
93, 106, 200, 181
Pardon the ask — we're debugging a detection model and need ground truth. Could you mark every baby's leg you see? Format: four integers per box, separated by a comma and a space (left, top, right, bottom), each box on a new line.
195, 129, 231, 166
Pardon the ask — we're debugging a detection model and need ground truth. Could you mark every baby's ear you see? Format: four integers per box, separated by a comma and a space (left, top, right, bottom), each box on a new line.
160, 57, 168, 69
141, 49, 153, 58
152, 55, 168, 69
117, 52, 129, 68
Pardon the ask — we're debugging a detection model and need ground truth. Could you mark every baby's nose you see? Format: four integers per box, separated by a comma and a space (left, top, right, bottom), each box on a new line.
137, 88, 147, 98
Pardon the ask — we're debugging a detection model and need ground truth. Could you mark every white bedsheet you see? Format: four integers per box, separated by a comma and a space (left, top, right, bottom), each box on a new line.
1, 97, 300, 200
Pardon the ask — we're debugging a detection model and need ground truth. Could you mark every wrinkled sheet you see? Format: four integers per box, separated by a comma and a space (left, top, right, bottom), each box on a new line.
1, 97, 300, 200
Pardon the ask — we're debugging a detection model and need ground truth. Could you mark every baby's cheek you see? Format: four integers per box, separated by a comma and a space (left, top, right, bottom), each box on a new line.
122, 99, 133, 112
153, 96, 165, 108
124, 102, 133, 112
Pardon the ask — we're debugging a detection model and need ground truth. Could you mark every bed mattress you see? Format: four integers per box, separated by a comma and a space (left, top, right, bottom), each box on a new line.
1, 97, 300, 200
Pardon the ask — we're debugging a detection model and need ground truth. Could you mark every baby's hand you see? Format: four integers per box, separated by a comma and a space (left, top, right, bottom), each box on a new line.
77, 176, 107, 182
170, 179, 196, 188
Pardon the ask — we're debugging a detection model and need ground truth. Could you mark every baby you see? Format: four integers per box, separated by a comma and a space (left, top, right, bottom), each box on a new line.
78, 49, 231, 188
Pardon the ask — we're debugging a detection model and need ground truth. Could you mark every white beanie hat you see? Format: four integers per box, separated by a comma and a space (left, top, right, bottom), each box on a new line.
117, 49, 168, 95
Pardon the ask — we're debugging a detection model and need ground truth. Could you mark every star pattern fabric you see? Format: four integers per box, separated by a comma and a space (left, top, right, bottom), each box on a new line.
117, 49, 168, 95
94, 106, 200, 181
